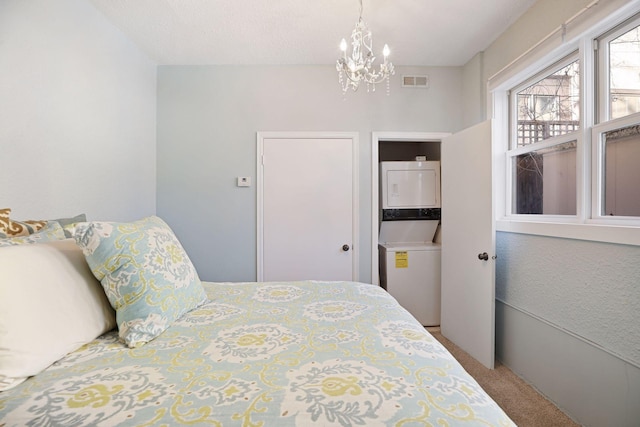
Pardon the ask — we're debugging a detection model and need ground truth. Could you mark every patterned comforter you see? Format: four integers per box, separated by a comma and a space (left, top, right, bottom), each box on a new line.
0, 281, 515, 426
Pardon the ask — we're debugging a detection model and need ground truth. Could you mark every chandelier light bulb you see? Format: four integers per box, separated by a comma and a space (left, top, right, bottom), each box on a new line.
340, 39, 348, 52
383, 44, 390, 58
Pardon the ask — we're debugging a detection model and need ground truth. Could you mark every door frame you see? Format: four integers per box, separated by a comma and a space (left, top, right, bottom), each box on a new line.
257, 131, 360, 282
370, 132, 450, 285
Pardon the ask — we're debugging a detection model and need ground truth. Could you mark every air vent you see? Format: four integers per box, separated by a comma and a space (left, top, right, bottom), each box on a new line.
402, 75, 429, 88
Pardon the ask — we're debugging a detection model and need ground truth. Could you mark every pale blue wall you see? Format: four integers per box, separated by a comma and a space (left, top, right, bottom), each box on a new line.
496, 297, 640, 427
156, 65, 463, 282
0, 0, 157, 222
496, 234, 640, 367
495, 232, 640, 426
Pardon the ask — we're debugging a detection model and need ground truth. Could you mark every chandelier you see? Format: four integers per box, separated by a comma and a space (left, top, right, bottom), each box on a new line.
336, 0, 395, 93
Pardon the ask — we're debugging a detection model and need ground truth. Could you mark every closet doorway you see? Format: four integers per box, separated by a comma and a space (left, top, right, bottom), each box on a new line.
371, 132, 449, 285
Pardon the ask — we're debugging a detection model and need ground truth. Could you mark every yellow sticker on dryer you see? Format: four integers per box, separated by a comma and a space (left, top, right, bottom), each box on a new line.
395, 251, 408, 268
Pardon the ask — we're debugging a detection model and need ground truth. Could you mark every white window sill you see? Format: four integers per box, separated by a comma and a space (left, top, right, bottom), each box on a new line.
496, 218, 640, 246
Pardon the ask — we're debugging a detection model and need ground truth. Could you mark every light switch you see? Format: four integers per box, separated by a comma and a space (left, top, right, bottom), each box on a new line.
237, 176, 251, 187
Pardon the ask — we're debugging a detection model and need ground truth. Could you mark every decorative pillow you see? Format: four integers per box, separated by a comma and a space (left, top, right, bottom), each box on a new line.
0, 208, 9, 233
0, 208, 47, 238
52, 213, 87, 237
73, 216, 207, 348
0, 239, 116, 391
0, 221, 66, 247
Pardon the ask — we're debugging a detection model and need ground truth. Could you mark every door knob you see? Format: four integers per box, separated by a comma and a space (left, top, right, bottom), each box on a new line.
478, 252, 489, 261
342, 244, 350, 251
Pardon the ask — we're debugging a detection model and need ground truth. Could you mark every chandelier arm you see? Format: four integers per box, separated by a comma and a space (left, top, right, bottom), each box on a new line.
339, 66, 393, 85
343, 71, 363, 84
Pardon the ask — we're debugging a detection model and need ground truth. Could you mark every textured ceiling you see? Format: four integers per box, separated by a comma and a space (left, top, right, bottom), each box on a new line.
89, 0, 537, 66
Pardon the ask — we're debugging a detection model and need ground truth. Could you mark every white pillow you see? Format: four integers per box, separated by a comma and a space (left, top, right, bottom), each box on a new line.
0, 239, 116, 391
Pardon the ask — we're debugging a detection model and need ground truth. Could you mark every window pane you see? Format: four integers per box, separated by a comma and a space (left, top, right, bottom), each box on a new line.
516, 61, 580, 147
609, 25, 640, 120
514, 142, 577, 215
603, 125, 640, 216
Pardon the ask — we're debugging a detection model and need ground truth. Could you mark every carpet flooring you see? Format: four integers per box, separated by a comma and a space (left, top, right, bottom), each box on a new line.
428, 327, 579, 427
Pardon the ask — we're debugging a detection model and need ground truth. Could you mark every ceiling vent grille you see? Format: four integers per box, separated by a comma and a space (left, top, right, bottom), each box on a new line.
402, 75, 429, 88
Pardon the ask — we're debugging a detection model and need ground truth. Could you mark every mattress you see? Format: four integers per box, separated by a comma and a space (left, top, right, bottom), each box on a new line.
0, 280, 515, 426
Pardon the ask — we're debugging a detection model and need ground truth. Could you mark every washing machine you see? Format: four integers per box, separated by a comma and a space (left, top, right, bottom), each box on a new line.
378, 160, 441, 326
379, 221, 441, 326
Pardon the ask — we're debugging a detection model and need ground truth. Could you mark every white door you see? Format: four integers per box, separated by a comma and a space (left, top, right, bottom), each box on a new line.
257, 133, 358, 282
440, 120, 495, 369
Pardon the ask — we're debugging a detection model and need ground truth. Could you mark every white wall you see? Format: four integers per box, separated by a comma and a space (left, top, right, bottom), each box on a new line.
157, 65, 462, 282
0, 0, 157, 222
470, 0, 640, 425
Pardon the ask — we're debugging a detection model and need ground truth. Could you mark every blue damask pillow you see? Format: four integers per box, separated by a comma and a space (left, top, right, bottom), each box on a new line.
73, 216, 207, 347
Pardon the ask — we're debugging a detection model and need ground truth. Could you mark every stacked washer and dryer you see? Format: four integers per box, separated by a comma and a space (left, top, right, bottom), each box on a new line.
378, 160, 441, 326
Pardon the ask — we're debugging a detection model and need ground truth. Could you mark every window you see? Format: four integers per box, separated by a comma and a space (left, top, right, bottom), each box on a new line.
509, 56, 580, 216
493, 5, 640, 244
603, 126, 640, 216
593, 121, 640, 218
515, 60, 580, 147
593, 15, 640, 221
513, 141, 577, 215
601, 21, 640, 121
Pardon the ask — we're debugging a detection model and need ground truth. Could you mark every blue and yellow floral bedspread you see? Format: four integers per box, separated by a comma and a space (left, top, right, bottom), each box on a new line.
0, 281, 515, 426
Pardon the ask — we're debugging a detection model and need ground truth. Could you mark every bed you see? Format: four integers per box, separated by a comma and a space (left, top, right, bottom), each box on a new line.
0, 212, 515, 426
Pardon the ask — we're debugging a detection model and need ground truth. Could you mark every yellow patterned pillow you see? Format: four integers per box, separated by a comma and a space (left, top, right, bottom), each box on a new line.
0, 208, 47, 238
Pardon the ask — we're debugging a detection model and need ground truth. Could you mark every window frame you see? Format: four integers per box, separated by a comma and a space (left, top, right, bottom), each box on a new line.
511, 53, 581, 149
507, 52, 582, 220
597, 13, 640, 123
592, 13, 640, 224
591, 111, 640, 224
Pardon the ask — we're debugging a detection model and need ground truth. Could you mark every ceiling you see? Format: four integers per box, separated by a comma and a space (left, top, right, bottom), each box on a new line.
89, 0, 537, 67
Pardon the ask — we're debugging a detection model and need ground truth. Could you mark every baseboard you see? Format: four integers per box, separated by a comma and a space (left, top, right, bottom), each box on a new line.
496, 300, 640, 427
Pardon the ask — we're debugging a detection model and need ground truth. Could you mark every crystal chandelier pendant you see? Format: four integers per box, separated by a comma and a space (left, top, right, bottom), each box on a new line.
336, 0, 394, 94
